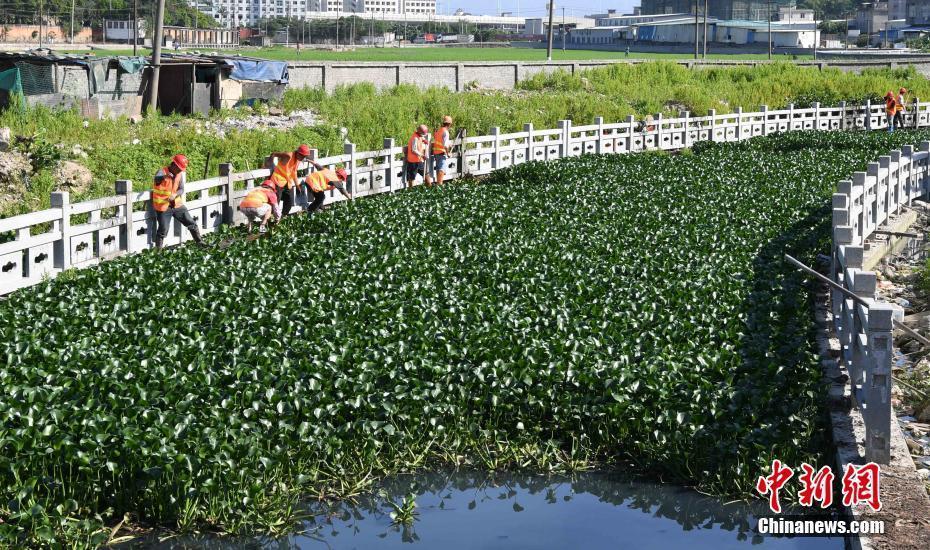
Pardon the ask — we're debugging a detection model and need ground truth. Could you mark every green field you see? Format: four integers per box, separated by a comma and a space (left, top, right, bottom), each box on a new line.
46, 45, 812, 62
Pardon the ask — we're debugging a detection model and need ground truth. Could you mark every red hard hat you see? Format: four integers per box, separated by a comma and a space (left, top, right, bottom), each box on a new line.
335, 168, 348, 181
260, 179, 274, 188
886, 91, 894, 98
171, 154, 188, 170
900, 87, 908, 93
296, 144, 311, 157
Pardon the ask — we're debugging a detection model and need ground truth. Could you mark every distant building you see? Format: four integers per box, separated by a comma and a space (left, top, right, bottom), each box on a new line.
641, 0, 795, 20
567, 15, 818, 48
103, 19, 146, 43
907, 0, 930, 26
310, 0, 437, 17
857, 2, 889, 36
162, 26, 240, 48
360, 31, 397, 45
586, 9, 619, 19
776, 6, 814, 23
889, 0, 907, 21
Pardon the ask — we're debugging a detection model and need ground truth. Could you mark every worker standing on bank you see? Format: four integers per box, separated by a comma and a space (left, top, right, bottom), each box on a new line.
305, 162, 352, 214
268, 144, 310, 218
895, 87, 908, 129
152, 154, 207, 248
238, 179, 280, 233
885, 91, 897, 133
432, 116, 453, 186
406, 124, 433, 188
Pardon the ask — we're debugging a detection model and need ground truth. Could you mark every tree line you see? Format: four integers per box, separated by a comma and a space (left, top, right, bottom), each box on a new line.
0, 0, 218, 32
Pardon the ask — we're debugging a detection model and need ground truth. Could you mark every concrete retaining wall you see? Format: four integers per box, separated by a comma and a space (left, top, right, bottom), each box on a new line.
287, 58, 930, 93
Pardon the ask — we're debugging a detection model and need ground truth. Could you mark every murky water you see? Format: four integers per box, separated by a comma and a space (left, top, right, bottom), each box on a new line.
138, 471, 844, 549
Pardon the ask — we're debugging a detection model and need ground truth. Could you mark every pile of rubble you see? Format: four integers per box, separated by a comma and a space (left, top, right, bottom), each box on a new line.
873, 201, 930, 483
169, 109, 320, 139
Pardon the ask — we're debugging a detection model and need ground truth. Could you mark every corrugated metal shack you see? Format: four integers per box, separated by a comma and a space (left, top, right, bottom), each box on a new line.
0, 50, 288, 118
0, 50, 147, 118
154, 53, 288, 115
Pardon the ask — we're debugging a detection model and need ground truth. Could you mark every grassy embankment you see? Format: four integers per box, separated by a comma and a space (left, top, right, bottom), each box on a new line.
0, 62, 926, 217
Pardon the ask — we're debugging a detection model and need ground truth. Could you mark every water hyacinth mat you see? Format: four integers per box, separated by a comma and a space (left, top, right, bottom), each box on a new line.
1, 130, 919, 545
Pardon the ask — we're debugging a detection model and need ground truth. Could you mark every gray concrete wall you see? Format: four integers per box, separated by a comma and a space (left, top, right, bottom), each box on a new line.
287, 58, 930, 93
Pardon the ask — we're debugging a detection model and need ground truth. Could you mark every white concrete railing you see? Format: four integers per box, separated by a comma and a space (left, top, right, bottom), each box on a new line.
0, 98, 928, 296
830, 142, 930, 463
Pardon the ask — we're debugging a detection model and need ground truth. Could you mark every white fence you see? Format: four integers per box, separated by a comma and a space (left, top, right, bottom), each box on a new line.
0, 98, 927, 297
831, 143, 930, 463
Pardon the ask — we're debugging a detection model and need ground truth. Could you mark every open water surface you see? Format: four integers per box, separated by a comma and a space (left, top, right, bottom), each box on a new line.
136, 471, 844, 549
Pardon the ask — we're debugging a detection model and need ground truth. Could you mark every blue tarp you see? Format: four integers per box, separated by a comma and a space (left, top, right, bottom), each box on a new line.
228, 59, 289, 84
118, 56, 147, 74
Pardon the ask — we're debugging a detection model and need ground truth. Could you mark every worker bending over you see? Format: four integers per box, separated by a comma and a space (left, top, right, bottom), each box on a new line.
238, 180, 280, 233
406, 124, 433, 188
152, 154, 207, 248
432, 116, 453, 186
305, 162, 352, 214
268, 144, 310, 217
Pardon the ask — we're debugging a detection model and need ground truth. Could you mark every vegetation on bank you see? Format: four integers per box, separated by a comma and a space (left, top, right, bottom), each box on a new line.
1, 130, 927, 546
1, 62, 928, 217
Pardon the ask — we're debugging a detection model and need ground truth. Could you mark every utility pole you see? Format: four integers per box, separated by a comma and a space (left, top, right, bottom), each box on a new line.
845, 13, 849, 50
546, 0, 555, 61
702, 0, 708, 59
70, 0, 75, 44
133, 0, 138, 55
694, 0, 698, 59
814, 11, 819, 57
336, 11, 339, 48
768, 0, 773, 60
149, 0, 166, 114
38, 0, 43, 48
562, 7, 565, 51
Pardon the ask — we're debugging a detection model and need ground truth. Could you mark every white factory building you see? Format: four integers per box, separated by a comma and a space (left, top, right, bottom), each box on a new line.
196, 0, 438, 28
567, 11, 819, 48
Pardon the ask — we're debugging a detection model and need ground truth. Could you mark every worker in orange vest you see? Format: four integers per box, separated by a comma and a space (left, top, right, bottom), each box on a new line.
238, 179, 280, 233
432, 115, 453, 186
895, 87, 908, 129
406, 124, 433, 188
152, 154, 206, 248
268, 144, 310, 218
304, 162, 352, 214
885, 91, 897, 133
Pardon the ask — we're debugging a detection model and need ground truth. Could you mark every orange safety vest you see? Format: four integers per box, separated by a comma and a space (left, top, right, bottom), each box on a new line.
270, 154, 300, 189
407, 132, 427, 163
306, 169, 340, 193
239, 187, 271, 209
151, 167, 184, 212
886, 97, 897, 116
432, 127, 449, 155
